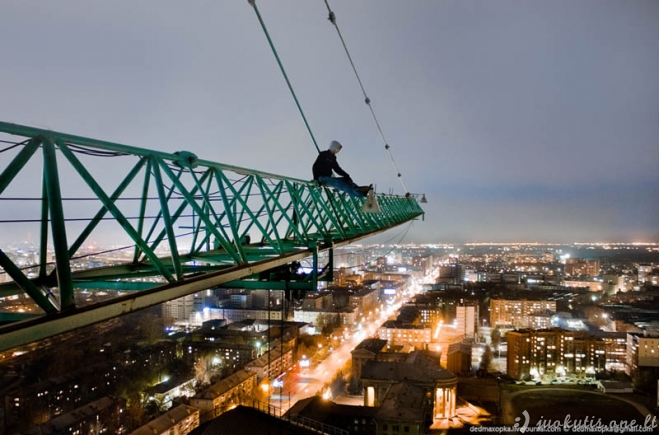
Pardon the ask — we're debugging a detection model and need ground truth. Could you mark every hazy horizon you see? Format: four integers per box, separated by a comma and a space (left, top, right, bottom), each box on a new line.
1, 1, 658, 243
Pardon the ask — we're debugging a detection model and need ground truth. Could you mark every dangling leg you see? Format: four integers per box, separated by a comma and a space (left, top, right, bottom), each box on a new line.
354, 185, 373, 197
319, 176, 364, 198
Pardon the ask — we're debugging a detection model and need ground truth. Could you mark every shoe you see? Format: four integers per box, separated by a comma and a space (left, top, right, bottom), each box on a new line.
355, 185, 373, 196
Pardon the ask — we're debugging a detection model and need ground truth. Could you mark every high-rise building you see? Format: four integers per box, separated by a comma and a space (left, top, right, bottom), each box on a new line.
378, 320, 432, 349
593, 331, 628, 372
626, 333, 659, 375
437, 265, 461, 284
417, 303, 443, 328
162, 290, 221, 324
230, 293, 252, 309
506, 328, 606, 380
603, 274, 626, 294
564, 258, 600, 277
490, 299, 556, 328
163, 294, 195, 323
456, 303, 479, 339
412, 255, 434, 275
637, 264, 653, 284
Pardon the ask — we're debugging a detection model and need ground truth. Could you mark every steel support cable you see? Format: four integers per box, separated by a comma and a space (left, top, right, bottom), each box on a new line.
0, 193, 259, 201
1, 139, 126, 157
0, 228, 204, 275
248, 0, 321, 153
323, 0, 408, 194
2, 140, 287, 186
0, 213, 198, 224
304, 221, 414, 269
66, 143, 128, 157
0, 208, 274, 273
0, 143, 22, 153
0, 206, 275, 223
0, 138, 29, 153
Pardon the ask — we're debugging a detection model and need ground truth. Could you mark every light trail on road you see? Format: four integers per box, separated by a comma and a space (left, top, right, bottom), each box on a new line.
273, 297, 413, 414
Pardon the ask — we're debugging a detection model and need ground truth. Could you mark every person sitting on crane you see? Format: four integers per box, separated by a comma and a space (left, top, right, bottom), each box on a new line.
312, 140, 372, 197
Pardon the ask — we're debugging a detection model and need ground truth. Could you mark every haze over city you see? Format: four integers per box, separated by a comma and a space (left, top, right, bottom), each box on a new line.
1, 1, 658, 243
1, 241, 658, 434
1, 2, 658, 434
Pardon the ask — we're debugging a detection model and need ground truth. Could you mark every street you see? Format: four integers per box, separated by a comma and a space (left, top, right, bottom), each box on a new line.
270, 294, 413, 414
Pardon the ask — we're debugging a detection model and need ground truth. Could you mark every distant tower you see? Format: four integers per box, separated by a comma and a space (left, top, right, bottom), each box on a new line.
456, 303, 479, 339
162, 294, 195, 323
638, 265, 652, 284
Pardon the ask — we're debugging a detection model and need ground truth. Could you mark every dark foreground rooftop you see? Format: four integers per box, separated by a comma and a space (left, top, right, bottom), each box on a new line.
188, 406, 309, 435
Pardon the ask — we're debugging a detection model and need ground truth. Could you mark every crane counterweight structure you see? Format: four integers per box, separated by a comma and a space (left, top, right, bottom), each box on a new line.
0, 121, 424, 352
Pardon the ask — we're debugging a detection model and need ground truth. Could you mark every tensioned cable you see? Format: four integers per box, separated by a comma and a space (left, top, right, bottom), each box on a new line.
247, 0, 321, 154
0, 138, 29, 153
66, 143, 129, 157
323, 0, 408, 194
304, 222, 414, 273
304, 220, 414, 266
0, 213, 198, 224
1, 140, 288, 187
0, 143, 21, 153
0, 228, 204, 275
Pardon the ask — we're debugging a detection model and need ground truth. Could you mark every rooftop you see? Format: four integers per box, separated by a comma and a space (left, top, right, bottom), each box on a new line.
189, 405, 310, 435
129, 405, 199, 435
377, 382, 426, 421
362, 359, 456, 384
193, 369, 256, 400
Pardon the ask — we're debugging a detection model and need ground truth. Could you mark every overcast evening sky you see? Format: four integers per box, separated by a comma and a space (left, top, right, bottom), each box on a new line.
1, 1, 658, 244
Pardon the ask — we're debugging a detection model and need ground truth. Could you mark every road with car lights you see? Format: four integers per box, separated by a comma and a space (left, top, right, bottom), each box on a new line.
269, 277, 429, 414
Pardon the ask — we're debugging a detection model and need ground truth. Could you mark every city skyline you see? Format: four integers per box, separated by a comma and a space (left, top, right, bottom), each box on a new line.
1, 1, 658, 243
2, 243, 657, 433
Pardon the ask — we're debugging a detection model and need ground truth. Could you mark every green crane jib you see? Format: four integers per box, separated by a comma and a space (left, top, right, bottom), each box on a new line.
0, 121, 424, 351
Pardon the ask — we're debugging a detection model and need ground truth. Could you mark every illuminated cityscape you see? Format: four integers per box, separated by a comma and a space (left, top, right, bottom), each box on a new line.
1, 242, 658, 433
1, 0, 658, 432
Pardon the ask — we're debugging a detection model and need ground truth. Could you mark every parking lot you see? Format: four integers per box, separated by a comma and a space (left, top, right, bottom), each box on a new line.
502, 387, 652, 426
510, 376, 597, 386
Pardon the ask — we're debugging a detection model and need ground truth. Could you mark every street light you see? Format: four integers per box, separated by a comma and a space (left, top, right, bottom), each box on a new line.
261, 382, 272, 415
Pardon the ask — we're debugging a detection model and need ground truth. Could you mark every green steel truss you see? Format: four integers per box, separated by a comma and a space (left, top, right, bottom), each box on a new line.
0, 121, 423, 351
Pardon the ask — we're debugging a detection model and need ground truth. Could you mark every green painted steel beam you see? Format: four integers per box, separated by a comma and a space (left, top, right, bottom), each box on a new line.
42, 138, 74, 310
134, 158, 152, 263
151, 159, 184, 280
68, 157, 147, 258
56, 142, 175, 282
0, 250, 58, 313
0, 121, 424, 351
0, 249, 314, 352
74, 281, 160, 291
0, 312, 41, 322
0, 137, 40, 195
0, 219, 415, 351
220, 280, 318, 290
0, 121, 308, 183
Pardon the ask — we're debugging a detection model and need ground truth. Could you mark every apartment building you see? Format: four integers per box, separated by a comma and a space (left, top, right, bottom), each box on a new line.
129, 404, 200, 435
506, 328, 606, 380
245, 345, 294, 381
189, 369, 257, 422
378, 320, 432, 349
490, 299, 556, 328
626, 333, 659, 375
564, 258, 600, 277
456, 303, 479, 339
